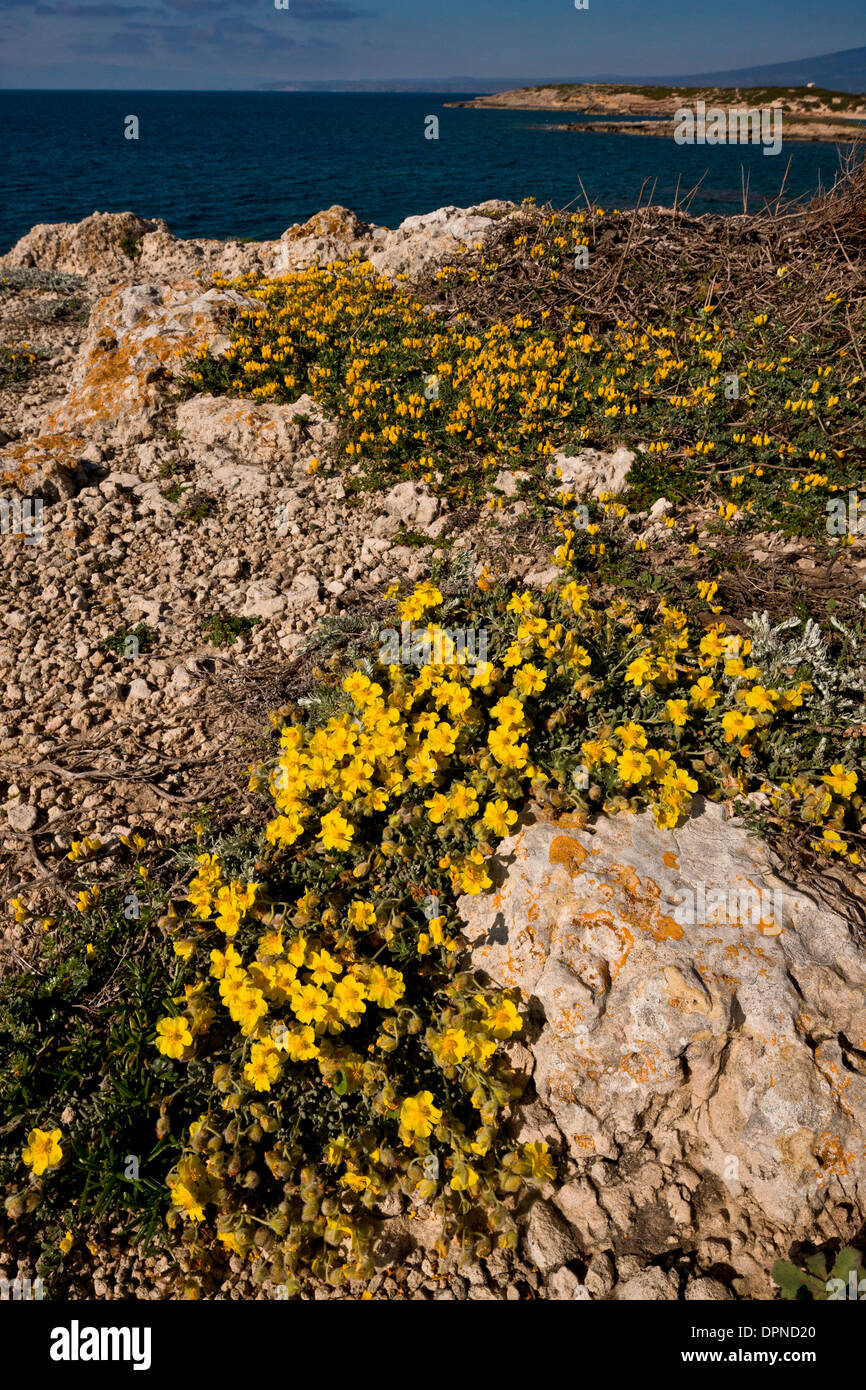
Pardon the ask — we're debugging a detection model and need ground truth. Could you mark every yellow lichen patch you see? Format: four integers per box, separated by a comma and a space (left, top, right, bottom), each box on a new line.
618, 1049, 664, 1084
607, 864, 642, 897
548, 998, 587, 1039
652, 913, 684, 942
548, 834, 588, 877
776, 1127, 822, 1180
813, 1130, 854, 1178
756, 917, 783, 936
0, 432, 84, 491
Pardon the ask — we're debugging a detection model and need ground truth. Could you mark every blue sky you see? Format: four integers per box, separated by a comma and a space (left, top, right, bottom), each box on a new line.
0, 0, 864, 89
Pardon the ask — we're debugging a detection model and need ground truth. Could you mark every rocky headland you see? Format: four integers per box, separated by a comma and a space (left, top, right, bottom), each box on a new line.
1, 188, 865, 1302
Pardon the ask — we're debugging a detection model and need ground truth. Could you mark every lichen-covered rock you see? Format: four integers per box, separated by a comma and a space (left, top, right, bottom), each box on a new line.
284, 205, 370, 244
3, 202, 512, 293
460, 800, 866, 1297
45, 281, 256, 447
270, 202, 510, 280
0, 280, 262, 493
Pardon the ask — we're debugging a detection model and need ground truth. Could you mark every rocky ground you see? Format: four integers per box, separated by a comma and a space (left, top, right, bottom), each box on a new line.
0, 205, 555, 868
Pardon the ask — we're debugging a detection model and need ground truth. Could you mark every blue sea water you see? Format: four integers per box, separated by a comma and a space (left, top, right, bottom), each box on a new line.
0, 90, 857, 252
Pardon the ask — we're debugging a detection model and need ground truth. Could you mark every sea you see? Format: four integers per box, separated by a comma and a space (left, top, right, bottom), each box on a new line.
0, 90, 858, 252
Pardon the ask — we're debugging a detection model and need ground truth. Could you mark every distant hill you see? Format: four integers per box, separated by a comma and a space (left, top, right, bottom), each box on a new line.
665, 45, 866, 94
260, 46, 866, 96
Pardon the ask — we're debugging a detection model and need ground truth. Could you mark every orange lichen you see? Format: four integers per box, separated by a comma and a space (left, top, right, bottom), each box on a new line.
548, 835, 588, 877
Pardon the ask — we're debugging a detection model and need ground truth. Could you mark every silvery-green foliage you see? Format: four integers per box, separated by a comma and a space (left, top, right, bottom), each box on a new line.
745, 602, 866, 716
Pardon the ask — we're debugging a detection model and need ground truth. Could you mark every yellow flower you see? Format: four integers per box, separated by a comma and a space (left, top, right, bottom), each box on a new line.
448, 782, 479, 819
513, 664, 547, 696
367, 965, 405, 1008
615, 722, 647, 749
431, 1027, 471, 1065
292, 983, 329, 1026
665, 699, 689, 728
347, 900, 376, 930
67, 836, 102, 863
522, 1140, 556, 1183
244, 1041, 282, 1092
424, 791, 450, 824
823, 765, 857, 798
59, 1230, 74, 1255
232, 988, 269, 1036
283, 1025, 320, 1061
120, 831, 147, 852
332, 976, 368, 1022
76, 886, 100, 913
742, 685, 776, 714
399, 1091, 442, 1142
625, 654, 655, 686
721, 710, 756, 744
560, 581, 589, 613
456, 850, 493, 895
480, 997, 522, 1038
506, 590, 533, 614
307, 949, 343, 986
156, 1016, 192, 1058
481, 798, 518, 837
689, 676, 718, 710
22, 1127, 63, 1176
617, 749, 651, 784
318, 809, 354, 852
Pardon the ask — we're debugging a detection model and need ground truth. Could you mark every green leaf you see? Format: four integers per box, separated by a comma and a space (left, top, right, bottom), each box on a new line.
830, 1247, 864, 1283
804, 1252, 828, 1279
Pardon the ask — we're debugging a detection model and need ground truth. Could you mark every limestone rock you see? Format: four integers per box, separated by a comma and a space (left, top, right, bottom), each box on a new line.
372, 480, 440, 538
685, 1276, 734, 1300
369, 205, 501, 281
523, 1198, 581, 1274
39, 282, 258, 450
613, 1267, 679, 1300
461, 801, 866, 1297
494, 468, 529, 497
0, 211, 167, 277
284, 205, 369, 244
548, 446, 634, 499
176, 393, 336, 476
546, 1266, 586, 1300
285, 571, 323, 609
6, 801, 38, 833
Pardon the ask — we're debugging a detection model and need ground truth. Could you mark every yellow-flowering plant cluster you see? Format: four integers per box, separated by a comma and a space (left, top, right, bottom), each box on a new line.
158, 559, 863, 1287
0, 342, 41, 387
159, 824, 537, 1286
184, 195, 863, 531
